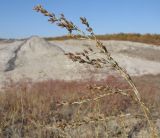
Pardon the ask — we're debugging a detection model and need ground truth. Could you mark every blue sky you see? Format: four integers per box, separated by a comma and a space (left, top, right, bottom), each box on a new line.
0, 0, 159, 38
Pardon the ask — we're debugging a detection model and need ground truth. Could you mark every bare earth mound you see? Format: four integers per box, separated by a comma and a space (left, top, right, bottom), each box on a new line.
0, 36, 89, 87
1, 36, 160, 88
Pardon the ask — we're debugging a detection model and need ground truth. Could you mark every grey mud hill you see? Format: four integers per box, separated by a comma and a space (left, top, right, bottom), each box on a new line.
1, 36, 160, 87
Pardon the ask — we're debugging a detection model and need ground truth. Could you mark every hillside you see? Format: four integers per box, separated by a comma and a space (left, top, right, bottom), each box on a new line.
1, 36, 160, 87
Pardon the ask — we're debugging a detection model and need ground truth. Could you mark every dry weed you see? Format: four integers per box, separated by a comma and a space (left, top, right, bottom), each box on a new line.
33, 4, 159, 137
33, 4, 158, 137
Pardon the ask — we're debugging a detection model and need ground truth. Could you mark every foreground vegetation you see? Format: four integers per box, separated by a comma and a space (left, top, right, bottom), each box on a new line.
45, 33, 160, 46
0, 76, 159, 137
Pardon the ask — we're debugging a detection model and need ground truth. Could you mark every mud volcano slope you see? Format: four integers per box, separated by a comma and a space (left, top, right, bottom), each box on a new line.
1, 37, 160, 86
10, 36, 65, 68
1, 36, 85, 82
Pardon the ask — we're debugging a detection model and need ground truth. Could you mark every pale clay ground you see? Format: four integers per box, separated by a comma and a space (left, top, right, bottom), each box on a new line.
0, 36, 160, 88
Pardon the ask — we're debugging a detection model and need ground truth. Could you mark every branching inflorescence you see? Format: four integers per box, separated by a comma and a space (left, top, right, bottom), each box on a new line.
34, 5, 157, 137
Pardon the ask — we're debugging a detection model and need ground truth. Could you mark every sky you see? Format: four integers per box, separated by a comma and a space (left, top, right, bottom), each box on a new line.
0, 0, 160, 39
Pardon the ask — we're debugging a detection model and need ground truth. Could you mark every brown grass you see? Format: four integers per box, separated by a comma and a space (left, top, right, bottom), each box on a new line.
0, 79, 90, 137
0, 77, 159, 137
45, 33, 160, 46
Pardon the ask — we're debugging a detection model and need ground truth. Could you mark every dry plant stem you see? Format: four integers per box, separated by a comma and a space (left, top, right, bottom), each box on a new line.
79, 18, 157, 137
34, 5, 157, 137
94, 38, 157, 138
57, 89, 130, 106
20, 89, 24, 136
118, 112, 128, 137
74, 19, 156, 136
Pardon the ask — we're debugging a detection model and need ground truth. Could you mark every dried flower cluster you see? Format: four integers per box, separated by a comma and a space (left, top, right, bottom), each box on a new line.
34, 5, 78, 34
